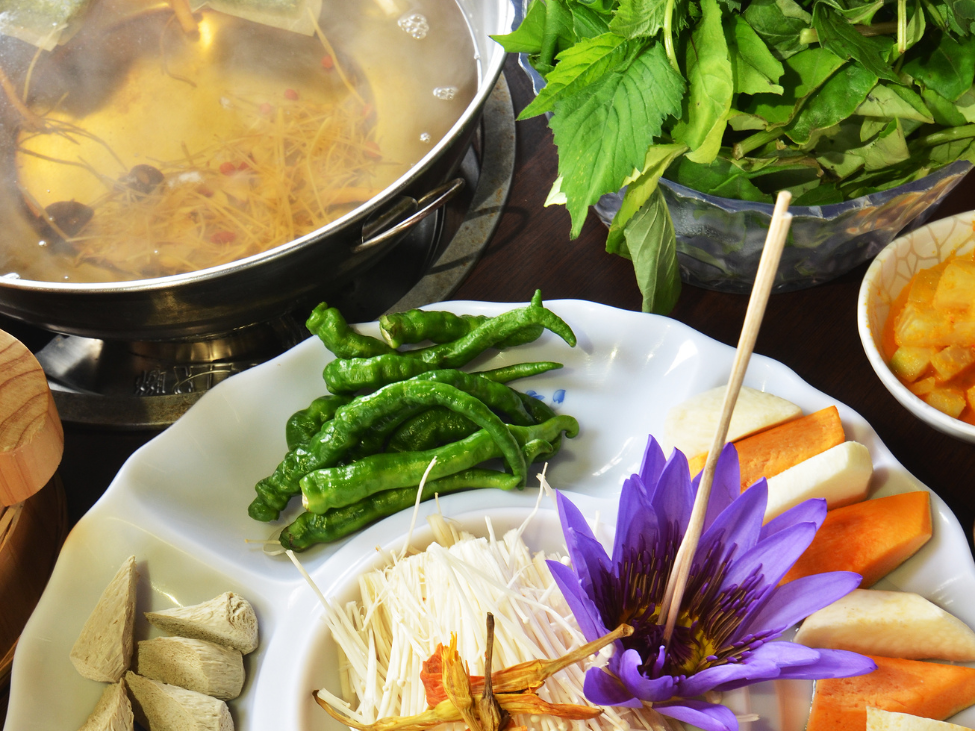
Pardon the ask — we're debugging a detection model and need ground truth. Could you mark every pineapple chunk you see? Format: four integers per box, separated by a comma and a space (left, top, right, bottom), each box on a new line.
910, 377, 937, 396
933, 260, 975, 311
926, 386, 967, 418
909, 266, 942, 305
895, 302, 954, 347
952, 312, 975, 344
967, 384, 975, 412
930, 345, 975, 381
889, 347, 937, 382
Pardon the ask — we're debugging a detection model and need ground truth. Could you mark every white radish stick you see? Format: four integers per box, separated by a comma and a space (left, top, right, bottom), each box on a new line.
659, 191, 794, 643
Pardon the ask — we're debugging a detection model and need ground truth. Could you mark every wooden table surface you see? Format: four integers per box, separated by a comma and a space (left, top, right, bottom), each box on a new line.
1, 55, 973, 723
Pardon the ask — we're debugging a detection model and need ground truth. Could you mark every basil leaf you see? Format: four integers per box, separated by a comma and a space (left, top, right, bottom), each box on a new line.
674, 0, 734, 163
903, 31, 975, 102
860, 119, 911, 170
491, 0, 549, 54
743, 0, 812, 58
794, 181, 844, 204
548, 40, 685, 237
860, 117, 889, 140
740, 47, 845, 126
727, 15, 786, 94
622, 188, 681, 314
785, 63, 878, 144
836, 0, 884, 24
856, 83, 934, 123
812, 2, 900, 83
922, 87, 971, 125
606, 143, 688, 255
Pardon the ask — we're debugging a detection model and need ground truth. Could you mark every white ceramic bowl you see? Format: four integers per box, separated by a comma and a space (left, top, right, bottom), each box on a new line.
858, 210, 975, 443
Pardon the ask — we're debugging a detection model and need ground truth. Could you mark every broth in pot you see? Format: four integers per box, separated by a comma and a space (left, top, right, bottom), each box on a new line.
0, 0, 477, 283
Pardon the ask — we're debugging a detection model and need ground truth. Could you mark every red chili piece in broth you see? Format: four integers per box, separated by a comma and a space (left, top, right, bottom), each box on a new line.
210, 231, 237, 244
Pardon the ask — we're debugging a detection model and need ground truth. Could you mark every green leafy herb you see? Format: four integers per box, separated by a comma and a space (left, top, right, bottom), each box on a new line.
494, 0, 975, 314
622, 188, 682, 313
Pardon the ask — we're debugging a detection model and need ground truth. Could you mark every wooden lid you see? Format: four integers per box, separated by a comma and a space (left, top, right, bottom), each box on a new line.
0, 331, 63, 507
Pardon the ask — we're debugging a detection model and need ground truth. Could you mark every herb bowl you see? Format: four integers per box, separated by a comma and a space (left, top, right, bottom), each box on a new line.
595, 164, 971, 294
512, 0, 973, 295
857, 209, 975, 443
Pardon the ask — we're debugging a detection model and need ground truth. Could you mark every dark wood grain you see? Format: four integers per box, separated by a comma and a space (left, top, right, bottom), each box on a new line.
456, 55, 975, 554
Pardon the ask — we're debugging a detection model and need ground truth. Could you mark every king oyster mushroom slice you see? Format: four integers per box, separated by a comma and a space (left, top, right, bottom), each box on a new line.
137, 637, 244, 701
144, 592, 258, 655
78, 678, 134, 731
70, 556, 138, 682
125, 671, 233, 731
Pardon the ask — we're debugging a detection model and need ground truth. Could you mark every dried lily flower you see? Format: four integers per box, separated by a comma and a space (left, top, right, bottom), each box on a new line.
317, 619, 633, 731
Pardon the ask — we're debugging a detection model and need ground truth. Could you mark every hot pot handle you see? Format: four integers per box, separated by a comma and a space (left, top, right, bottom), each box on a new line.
353, 177, 465, 253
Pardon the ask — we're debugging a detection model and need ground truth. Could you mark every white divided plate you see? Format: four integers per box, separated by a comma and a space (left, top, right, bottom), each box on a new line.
6, 300, 975, 731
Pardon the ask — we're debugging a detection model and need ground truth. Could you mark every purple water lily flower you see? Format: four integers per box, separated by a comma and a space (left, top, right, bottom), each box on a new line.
548, 437, 876, 731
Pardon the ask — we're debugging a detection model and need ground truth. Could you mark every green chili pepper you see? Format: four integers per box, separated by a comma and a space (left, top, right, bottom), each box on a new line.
387, 407, 476, 452
323, 293, 575, 394
248, 381, 527, 521
322, 352, 438, 394
285, 395, 354, 450
403, 291, 575, 365
517, 392, 566, 460
280, 468, 519, 551
379, 310, 483, 348
386, 367, 557, 451
299, 414, 578, 514
379, 309, 544, 350
475, 362, 563, 383
306, 302, 393, 359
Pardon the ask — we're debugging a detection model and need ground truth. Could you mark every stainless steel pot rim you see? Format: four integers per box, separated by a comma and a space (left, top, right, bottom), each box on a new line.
0, 14, 511, 295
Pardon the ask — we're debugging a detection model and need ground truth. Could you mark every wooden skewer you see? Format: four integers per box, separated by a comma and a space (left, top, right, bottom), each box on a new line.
658, 191, 794, 643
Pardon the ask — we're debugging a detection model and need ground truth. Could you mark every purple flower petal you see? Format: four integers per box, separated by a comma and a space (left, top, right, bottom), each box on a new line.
771, 648, 877, 681
656, 699, 739, 731
612, 474, 659, 570
696, 475, 767, 569
556, 491, 611, 593
701, 443, 744, 532
616, 648, 677, 702
760, 498, 827, 541
546, 559, 610, 644
677, 641, 820, 696
639, 436, 667, 487
583, 667, 643, 708
649, 450, 693, 537
739, 572, 862, 638
720, 521, 818, 595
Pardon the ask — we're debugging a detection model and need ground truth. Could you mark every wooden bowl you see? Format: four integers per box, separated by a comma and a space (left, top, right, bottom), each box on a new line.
0, 474, 68, 687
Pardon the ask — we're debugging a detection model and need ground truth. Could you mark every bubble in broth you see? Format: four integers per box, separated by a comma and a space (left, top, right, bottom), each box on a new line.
397, 13, 430, 39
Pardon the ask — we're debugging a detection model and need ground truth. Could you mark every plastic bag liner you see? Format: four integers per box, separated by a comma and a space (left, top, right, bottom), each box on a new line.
593, 162, 972, 294
511, 0, 973, 294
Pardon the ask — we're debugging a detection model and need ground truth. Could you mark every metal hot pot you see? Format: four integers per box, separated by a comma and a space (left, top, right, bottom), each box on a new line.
0, 0, 512, 341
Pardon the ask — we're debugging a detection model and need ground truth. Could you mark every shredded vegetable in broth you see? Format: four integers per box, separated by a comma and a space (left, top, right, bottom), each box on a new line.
30, 93, 381, 277
0, 0, 477, 282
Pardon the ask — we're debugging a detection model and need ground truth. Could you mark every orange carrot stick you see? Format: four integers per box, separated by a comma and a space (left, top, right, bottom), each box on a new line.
688, 406, 845, 490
